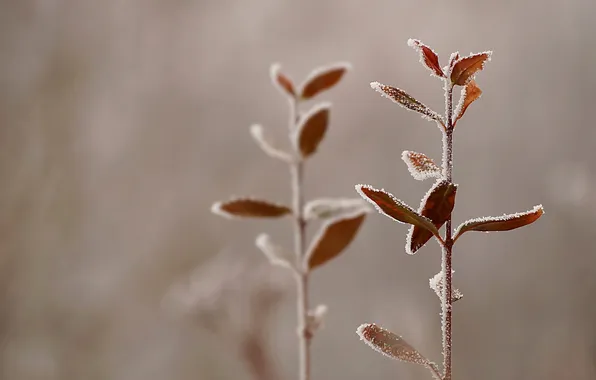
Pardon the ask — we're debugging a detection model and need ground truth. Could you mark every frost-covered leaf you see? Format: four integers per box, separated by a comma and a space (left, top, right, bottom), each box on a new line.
356, 323, 430, 365
407, 39, 445, 78
307, 304, 328, 332
212, 198, 292, 219
454, 80, 482, 124
401, 151, 442, 181
306, 211, 367, 270
250, 124, 294, 162
270, 63, 296, 97
355, 185, 440, 238
255, 233, 295, 271
300, 62, 351, 99
370, 82, 444, 125
407, 180, 457, 254
304, 198, 371, 221
450, 52, 492, 86
429, 271, 463, 303
293, 103, 330, 158
453, 205, 544, 242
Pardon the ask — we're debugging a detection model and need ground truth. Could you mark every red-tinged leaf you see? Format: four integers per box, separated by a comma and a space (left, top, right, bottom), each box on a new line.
300, 63, 350, 100
407, 39, 445, 78
270, 63, 296, 97
450, 52, 492, 86
401, 151, 442, 181
212, 198, 292, 219
370, 82, 444, 126
293, 103, 330, 157
407, 180, 457, 254
356, 323, 430, 365
306, 211, 367, 270
453, 205, 544, 242
454, 80, 482, 124
355, 184, 440, 238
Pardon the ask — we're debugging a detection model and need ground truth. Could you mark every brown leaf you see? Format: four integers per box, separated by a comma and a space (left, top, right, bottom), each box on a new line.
306, 211, 367, 270
370, 82, 444, 125
454, 80, 482, 124
450, 52, 492, 86
270, 63, 295, 97
300, 63, 350, 99
453, 205, 544, 242
407, 180, 457, 254
401, 151, 442, 181
356, 323, 430, 365
212, 198, 292, 218
407, 39, 445, 78
355, 185, 440, 238
293, 103, 329, 157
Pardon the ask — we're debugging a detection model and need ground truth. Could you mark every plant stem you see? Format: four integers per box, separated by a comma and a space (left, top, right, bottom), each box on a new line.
441, 84, 454, 380
289, 98, 311, 380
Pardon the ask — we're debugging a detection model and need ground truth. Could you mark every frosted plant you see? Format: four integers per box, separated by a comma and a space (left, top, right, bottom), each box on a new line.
211, 62, 371, 380
355, 39, 545, 380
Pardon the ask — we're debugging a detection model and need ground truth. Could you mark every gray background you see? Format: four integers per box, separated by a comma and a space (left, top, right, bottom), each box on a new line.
1, 0, 595, 379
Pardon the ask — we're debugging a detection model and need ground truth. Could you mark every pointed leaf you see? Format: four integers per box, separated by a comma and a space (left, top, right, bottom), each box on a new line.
300, 62, 351, 99
370, 82, 444, 125
429, 271, 463, 303
450, 52, 492, 86
304, 198, 371, 221
293, 103, 330, 157
407, 39, 445, 78
250, 124, 294, 162
356, 323, 430, 365
401, 151, 442, 181
270, 63, 296, 97
454, 80, 482, 124
407, 180, 457, 254
255, 234, 295, 271
212, 198, 292, 219
453, 205, 544, 242
355, 185, 440, 238
306, 211, 367, 270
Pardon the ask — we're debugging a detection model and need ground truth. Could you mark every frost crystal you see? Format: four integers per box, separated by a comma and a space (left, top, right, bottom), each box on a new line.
401, 151, 442, 181
356, 323, 429, 365
250, 124, 294, 163
370, 82, 444, 125
304, 197, 371, 220
255, 234, 295, 271
429, 271, 463, 303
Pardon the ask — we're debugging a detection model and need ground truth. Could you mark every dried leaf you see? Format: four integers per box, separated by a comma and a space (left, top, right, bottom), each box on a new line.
429, 271, 463, 303
212, 198, 292, 219
255, 234, 295, 271
407, 39, 445, 78
355, 185, 440, 238
401, 151, 442, 181
250, 124, 294, 162
356, 323, 430, 365
454, 80, 482, 124
300, 62, 351, 100
306, 211, 367, 270
453, 205, 544, 242
407, 180, 457, 255
370, 82, 444, 125
293, 103, 330, 157
270, 63, 296, 97
304, 198, 371, 221
450, 52, 492, 86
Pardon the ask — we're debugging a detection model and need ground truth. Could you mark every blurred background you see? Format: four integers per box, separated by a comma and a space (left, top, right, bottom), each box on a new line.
1, 0, 595, 379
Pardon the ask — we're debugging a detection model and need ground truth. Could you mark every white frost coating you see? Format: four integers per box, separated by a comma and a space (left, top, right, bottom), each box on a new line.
210, 201, 234, 219
453, 204, 544, 238
304, 198, 371, 220
453, 85, 467, 122
401, 151, 442, 181
407, 39, 445, 78
444, 51, 460, 76
270, 62, 295, 97
255, 233, 295, 271
298, 62, 352, 96
250, 124, 294, 163
291, 102, 331, 152
429, 271, 463, 302
355, 184, 417, 225
307, 304, 328, 332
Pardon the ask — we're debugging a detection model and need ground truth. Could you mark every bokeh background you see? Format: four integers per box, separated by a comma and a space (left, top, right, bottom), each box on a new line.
1, 0, 596, 379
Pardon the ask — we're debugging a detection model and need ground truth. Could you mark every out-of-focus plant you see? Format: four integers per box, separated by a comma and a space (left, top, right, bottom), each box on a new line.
355, 39, 545, 380
211, 62, 371, 380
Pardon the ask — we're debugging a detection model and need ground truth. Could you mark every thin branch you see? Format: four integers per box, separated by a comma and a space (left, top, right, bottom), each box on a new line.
289, 98, 312, 380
